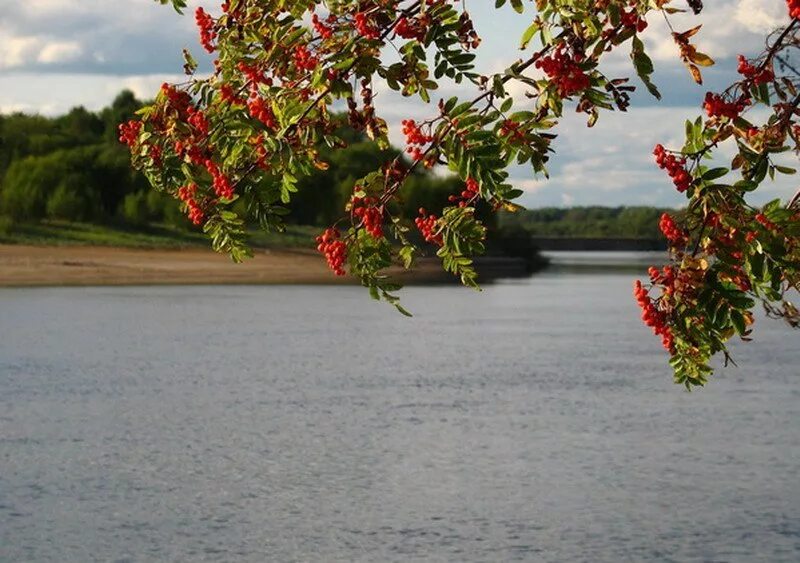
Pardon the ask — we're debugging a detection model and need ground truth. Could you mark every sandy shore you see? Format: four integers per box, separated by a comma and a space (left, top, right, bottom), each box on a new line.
0, 244, 486, 287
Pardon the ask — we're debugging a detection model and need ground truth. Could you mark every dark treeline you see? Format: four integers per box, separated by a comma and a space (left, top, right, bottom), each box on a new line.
0, 91, 159, 225
499, 206, 675, 240
0, 90, 479, 231
0, 92, 671, 257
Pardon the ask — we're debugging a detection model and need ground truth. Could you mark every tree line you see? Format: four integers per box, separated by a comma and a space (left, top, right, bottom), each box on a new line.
0, 91, 673, 244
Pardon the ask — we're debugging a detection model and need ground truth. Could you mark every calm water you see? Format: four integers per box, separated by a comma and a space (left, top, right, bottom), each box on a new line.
1, 268, 799, 562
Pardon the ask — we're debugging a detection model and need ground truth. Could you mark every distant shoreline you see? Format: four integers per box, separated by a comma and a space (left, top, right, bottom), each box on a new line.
0, 245, 532, 287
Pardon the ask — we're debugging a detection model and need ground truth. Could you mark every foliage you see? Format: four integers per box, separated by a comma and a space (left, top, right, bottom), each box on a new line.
129, 0, 800, 386
499, 206, 674, 240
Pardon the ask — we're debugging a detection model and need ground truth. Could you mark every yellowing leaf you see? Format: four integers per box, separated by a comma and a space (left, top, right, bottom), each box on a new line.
503, 202, 525, 213
690, 52, 715, 67
687, 63, 703, 84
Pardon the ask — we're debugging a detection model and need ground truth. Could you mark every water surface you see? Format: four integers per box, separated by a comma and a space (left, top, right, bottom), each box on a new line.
1, 272, 798, 561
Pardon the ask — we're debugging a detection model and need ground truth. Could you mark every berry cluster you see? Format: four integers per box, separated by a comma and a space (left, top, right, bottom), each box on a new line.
204, 160, 234, 200
219, 84, 245, 106
312, 13, 335, 40
395, 16, 427, 41
177, 183, 205, 225
648, 266, 677, 296
703, 92, 749, 120
737, 55, 774, 85
499, 119, 525, 143
352, 194, 384, 238
755, 212, 777, 231
248, 96, 277, 129
354, 12, 380, 40
174, 139, 207, 165
788, 0, 800, 19
535, 45, 590, 97
448, 176, 480, 207
186, 106, 209, 136
195, 7, 217, 54
145, 143, 163, 166
237, 62, 268, 86
118, 120, 141, 147
402, 119, 433, 162
659, 212, 688, 247
634, 280, 675, 353
161, 83, 191, 113
293, 45, 319, 72
251, 134, 270, 170
415, 208, 443, 246
653, 144, 691, 193
316, 228, 347, 276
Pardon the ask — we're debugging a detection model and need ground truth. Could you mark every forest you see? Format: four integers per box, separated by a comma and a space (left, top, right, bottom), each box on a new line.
0, 91, 672, 245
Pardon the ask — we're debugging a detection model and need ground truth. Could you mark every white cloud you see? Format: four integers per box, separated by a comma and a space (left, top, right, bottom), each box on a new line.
643, 0, 789, 63
37, 41, 83, 64
0, 36, 41, 69
735, 0, 785, 33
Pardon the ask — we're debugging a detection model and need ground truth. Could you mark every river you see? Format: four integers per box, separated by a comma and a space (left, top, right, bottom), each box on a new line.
1, 260, 798, 561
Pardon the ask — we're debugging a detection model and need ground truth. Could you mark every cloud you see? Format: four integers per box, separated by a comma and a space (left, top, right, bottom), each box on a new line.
735, 0, 786, 33
37, 41, 83, 64
0, 0, 210, 75
0, 36, 40, 69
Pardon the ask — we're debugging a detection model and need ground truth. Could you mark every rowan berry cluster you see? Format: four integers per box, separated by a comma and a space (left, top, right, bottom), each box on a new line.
395, 16, 427, 41
316, 228, 347, 276
174, 140, 206, 165
499, 119, 526, 143
634, 280, 675, 353
204, 160, 234, 200
312, 13, 335, 40
648, 266, 677, 296
535, 45, 590, 97
653, 144, 691, 193
659, 212, 689, 247
703, 92, 749, 120
415, 208, 443, 246
146, 143, 163, 166
248, 96, 277, 129
354, 12, 380, 40
402, 119, 433, 162
177, 183, 205, 225
448, 176, 480, 207
352, 195, 384, 238
195, 7, 216, 54
219, 84, 245, 106
737, 55, 774, 85
161, 83, 191, 113
293, 45, 319, 72
788, 0, 800, 19
118, 120, 141, 147
251, 134, 270, 170
755, 212, 777, 231
237, 62, 267, 86
186, 106, 209, 136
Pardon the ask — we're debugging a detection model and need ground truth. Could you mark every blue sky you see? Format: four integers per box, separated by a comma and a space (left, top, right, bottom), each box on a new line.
0, 0, 793, 208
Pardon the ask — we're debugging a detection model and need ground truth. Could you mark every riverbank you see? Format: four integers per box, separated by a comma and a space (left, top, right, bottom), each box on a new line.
0, 245, 531, 287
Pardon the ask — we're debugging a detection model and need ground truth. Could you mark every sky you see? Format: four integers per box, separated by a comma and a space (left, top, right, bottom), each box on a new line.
0, 0, 794, 208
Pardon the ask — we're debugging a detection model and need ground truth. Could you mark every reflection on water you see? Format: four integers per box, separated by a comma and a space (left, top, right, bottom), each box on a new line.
543, 250, 669, 273
0, 268, 798, 562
